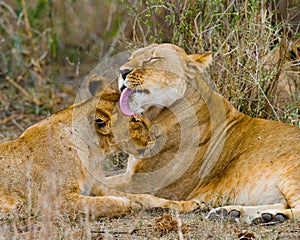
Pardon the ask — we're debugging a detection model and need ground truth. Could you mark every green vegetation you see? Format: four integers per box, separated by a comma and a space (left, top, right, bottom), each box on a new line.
2, 0, 299, 141
127, 0, 299, 125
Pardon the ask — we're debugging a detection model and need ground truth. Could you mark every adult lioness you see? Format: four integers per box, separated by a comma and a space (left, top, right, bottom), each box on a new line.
116, 43, 300, 224
0, 76, 199, 218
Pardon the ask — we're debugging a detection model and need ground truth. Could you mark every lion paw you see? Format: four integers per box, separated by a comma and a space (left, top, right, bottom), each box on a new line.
205, 206, 288, 225
160, 199, 203, 213
177, 199, 203, 213
205, 207, 241, 222
252, 212, 288, 225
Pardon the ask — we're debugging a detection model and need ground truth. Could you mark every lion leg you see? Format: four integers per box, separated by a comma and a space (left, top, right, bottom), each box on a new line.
206, 204, 300, 224
90, 184, 202, 214
64, 193, 141, 218
124, 194, 202, 213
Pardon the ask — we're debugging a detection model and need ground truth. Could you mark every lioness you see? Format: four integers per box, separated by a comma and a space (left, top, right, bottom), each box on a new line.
115, 43, 300, 224
0, 76, 199, 218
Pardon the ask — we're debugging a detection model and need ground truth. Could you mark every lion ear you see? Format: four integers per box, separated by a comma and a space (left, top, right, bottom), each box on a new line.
188, 53, 212, 69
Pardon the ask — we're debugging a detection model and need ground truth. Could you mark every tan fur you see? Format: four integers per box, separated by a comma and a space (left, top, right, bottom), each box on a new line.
116, 43, 300, 224
0, 78, 200, 218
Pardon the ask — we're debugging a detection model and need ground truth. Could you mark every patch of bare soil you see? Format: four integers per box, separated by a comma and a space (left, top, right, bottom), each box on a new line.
88, 209, 300, 240
1, 207, 299, 239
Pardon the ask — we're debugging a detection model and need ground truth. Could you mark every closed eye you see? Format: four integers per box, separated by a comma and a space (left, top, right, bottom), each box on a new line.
148, 57, 163, 63
95, 118, 106, 128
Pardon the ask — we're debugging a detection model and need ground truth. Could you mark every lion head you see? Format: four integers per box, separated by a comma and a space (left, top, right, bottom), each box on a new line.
93, 80, 157, 175
118, 43, 212, 116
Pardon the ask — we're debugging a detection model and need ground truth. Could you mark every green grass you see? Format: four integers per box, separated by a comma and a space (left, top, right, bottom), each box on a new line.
1, 0, 299, 128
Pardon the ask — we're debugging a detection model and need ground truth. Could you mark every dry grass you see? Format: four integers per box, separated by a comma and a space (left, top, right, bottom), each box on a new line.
0, 0, 300, 239
1, 0, 299, 140
0, 208, 299, 239
125, 0, 300, 124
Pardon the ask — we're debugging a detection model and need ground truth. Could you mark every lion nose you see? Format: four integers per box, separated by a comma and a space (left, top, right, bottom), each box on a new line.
120, 68, 133, 80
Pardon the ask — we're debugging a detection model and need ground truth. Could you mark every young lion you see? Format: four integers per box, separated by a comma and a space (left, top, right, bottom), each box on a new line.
115, 43, 300, 224
0, 76, 199, 218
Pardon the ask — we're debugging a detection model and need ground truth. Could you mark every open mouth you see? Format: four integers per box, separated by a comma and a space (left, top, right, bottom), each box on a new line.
119, 87, 135, 116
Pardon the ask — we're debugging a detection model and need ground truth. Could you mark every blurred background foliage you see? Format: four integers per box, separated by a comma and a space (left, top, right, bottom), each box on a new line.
0, 0, 299, 140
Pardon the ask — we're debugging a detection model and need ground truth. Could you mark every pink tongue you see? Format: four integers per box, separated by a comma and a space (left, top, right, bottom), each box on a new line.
119, 88, 135, 116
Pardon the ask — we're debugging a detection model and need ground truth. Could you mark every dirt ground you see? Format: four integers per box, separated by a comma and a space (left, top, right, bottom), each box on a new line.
1, 207, 299, 239
87, 210, 300, 240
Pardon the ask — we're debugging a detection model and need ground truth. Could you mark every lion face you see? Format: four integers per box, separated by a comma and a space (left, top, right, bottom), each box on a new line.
93, 85, 155, 157
118, 44, 212, 116
93, 84, 121, 154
